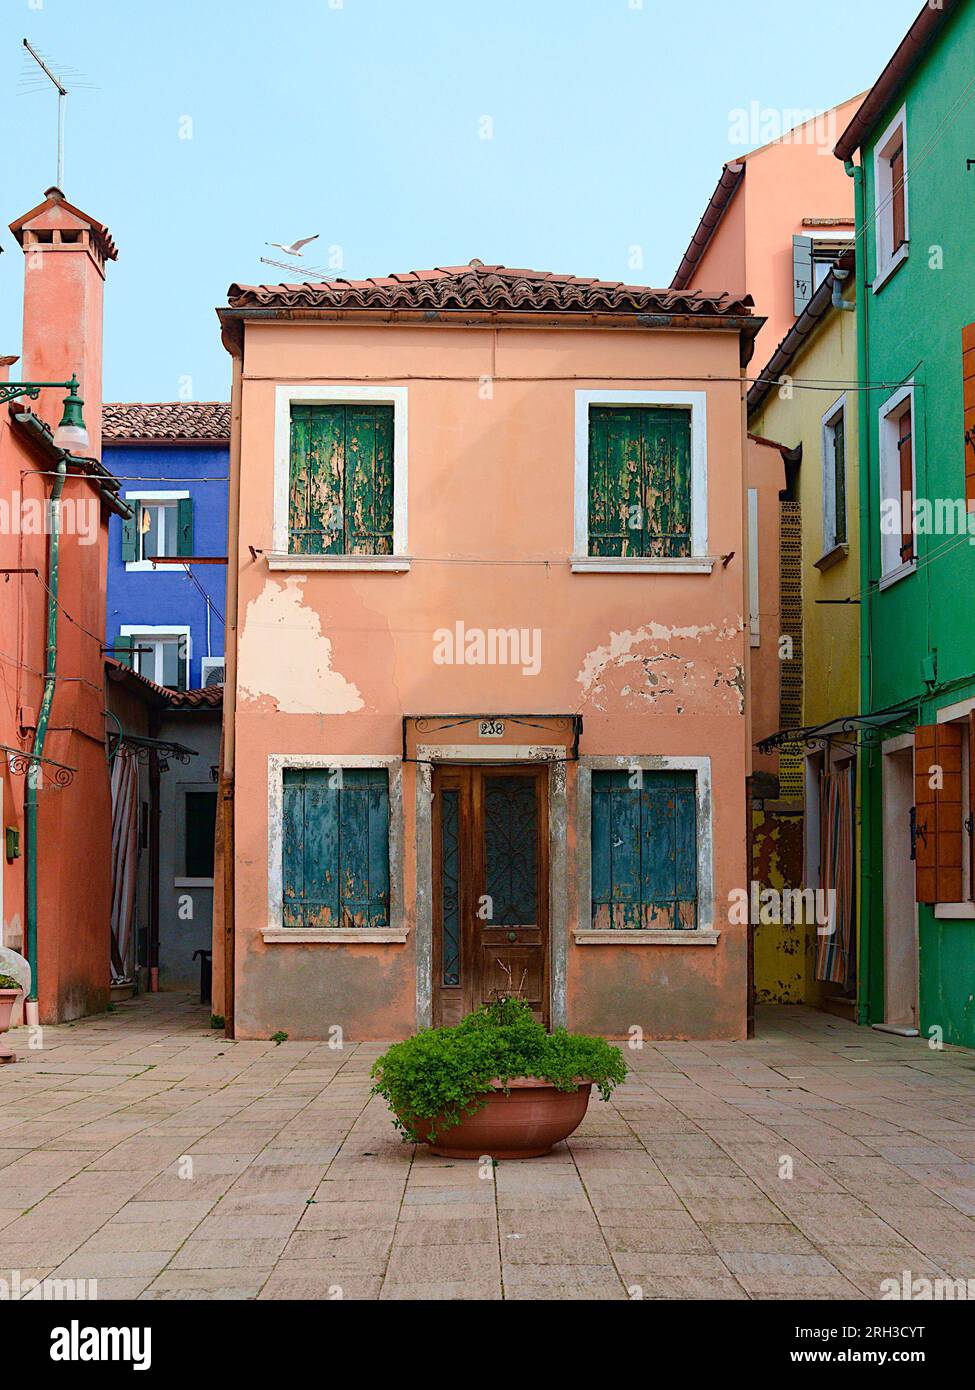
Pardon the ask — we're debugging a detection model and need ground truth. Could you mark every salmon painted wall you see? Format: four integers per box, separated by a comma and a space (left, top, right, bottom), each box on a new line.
0, 195, 115, 1022
227, 318, 754, 1041
685, 96, 862, 367
746, 436, 786, 779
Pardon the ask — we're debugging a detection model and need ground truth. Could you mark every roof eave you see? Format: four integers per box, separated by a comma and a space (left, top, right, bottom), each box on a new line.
670, 163, 746, 291
833, 0, 960, 160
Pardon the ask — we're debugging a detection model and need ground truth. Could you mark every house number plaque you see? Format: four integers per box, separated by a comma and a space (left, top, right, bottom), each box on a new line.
478, 719, 505, 738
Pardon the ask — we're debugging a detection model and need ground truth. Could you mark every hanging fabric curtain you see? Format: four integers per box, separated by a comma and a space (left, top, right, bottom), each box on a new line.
816, 761, 856, 988
110, 746, 140, 983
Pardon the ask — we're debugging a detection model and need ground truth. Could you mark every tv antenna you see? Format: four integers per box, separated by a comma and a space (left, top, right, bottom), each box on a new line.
21, 39, 75, 189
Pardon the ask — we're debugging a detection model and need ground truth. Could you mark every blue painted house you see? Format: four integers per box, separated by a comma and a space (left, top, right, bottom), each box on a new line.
103, 402, 230, 689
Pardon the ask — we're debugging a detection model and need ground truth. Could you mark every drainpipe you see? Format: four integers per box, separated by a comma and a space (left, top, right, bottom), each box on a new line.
845, 156, 873, 1027
24, 454, 67, 1021
831, 267, 855, 312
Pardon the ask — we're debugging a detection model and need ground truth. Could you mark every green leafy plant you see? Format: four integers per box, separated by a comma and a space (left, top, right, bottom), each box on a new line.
0, 975, 20, 990
270, 1030, 288, 1045
371, 996, 626, 1142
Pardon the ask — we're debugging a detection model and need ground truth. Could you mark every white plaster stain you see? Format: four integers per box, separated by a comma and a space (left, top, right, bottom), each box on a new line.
238, 576, 364, 714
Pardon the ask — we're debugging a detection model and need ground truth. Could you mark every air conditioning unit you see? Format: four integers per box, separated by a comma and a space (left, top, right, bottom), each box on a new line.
200, 657, 225, 688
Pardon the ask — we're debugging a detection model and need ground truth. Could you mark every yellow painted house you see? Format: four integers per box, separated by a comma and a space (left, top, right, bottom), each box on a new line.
747, 255, 861, 1014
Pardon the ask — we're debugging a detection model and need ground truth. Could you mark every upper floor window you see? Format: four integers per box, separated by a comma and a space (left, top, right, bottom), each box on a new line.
118, 626, 190, 689
873, 106, 909, 290
821, 398, 847, 555
573, 391, 710, 573
271, 386, 409, 570
122, 492, 193, 567
879, 382, 916, 586
289, 403, 393, 555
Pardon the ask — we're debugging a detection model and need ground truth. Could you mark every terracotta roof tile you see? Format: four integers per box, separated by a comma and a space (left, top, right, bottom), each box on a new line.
102, 401, 231, 443
106, 657, 223, 707
226, 259, 753, 318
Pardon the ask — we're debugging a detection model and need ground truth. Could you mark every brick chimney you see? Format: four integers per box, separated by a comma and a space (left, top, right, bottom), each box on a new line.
8, 187, 118, 456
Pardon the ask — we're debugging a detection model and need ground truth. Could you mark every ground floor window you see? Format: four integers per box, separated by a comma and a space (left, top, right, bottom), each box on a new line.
281, 767, 390, 929
590, 769, 698, 929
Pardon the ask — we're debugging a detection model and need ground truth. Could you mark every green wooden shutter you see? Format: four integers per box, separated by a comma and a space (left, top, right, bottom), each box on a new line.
114, 634, 134, 668
176, 636, 189, 691
345, 406, 394, 555
121, 511, 139, 563
288, 405, 345, 555
644, 409, 692, 558
591, 770, 697, 929
176, 497, 194, 557
588, 408, 644, 556
281, 768, 389, 928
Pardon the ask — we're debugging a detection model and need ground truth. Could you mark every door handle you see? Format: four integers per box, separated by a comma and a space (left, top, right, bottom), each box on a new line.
507, 931, 517, 943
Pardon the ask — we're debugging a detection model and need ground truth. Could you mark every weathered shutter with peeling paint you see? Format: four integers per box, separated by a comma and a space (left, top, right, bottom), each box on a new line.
914, 723, 963, 905
288, 404, 393, 555
591, 770, 697, 929
114, 634, 134, 667
345, 406, 394, 554
588, 407, 691, 558
282, 768, 389, 928
793, 235, 813, 315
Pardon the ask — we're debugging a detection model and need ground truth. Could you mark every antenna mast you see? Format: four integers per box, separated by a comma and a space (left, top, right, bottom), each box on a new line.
23, 38, 68, 188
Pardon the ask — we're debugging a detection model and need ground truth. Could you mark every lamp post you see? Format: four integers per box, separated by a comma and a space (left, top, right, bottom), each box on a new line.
3, 375, 91, 1019
0, 375, 91, 453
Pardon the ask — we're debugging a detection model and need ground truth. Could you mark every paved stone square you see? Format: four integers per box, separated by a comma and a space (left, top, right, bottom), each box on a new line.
1, 995, 974, 1300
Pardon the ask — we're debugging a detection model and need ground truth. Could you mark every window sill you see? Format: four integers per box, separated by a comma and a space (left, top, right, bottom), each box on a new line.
266, 553, 411, 572
574, 928, 720, 946
263, 927, 410, 944
571, 555, 716, 575
175, 877, 214, 889
933, 903, 975, 920
125, 560, 182, 573
872, 243, 909, 294
878, 558, 916, 592
814, 543, 849, 572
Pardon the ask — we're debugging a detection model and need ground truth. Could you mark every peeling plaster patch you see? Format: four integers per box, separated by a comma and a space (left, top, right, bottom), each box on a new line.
576, 622, 744, 714
238, 576, 364, 714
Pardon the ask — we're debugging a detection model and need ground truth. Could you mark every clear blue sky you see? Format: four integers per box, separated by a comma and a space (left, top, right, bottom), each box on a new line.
0, 0, 920, 403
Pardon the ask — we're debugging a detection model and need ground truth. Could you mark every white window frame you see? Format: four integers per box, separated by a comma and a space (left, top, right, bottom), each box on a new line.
120, 624, 191, 687
575, 755, 717, 944
265, 754, 406, 942
572, 389, 713, 573
123, 489, 189, 573
878, 380, 917, 589
821, 394, 848, 559
873, 104, 909, 292
270, 384, 409, 571
934, 698, 975, 918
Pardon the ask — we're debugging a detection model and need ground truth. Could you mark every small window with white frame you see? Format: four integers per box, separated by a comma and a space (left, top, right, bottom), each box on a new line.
878, 382, 916, 586
821, 396, 847, 556
120, 626, 190, 690
873, 105, 909, 290
122, 491, 192, 569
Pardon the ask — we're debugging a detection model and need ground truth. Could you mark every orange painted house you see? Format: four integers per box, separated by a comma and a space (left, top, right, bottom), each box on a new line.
672, 95, 863, 366
0, 189, 127, 1023
215, 262, 764, 1041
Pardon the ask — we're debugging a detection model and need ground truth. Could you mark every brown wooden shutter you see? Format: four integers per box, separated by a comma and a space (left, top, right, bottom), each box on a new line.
890, 144, 906, 250
964, 324, 975, 520
898, 401, 914, 563
914, 723, 963, 904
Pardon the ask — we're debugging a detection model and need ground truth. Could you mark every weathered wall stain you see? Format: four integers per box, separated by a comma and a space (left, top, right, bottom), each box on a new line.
577, 621, 745, 714
238, 575, 364, 714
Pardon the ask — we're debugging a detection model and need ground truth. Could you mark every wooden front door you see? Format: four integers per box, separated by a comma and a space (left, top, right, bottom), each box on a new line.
432, 765, 549, 1027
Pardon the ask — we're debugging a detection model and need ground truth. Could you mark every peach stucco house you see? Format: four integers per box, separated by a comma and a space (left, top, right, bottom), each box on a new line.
214, 261, 763, 1041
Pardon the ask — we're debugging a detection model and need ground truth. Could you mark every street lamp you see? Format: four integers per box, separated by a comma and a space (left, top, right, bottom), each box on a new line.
0, 374, 90, 453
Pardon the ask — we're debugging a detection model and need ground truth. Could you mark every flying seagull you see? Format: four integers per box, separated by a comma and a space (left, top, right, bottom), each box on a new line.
265, 234, 319, 257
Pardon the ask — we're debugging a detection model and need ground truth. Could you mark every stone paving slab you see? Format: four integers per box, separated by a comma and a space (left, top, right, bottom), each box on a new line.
1, 994, 974, 1300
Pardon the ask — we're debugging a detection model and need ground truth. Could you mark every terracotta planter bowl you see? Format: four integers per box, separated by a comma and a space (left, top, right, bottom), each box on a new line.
0, 988, 21, 1064
410, 1077, 593, 1159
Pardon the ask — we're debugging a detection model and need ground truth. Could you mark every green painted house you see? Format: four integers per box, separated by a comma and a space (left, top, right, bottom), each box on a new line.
834, 0, 975, 1047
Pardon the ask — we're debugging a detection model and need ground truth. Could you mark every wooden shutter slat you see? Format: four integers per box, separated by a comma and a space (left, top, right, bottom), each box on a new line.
915, 723, 963, 904
890, 144, 906, 250
644, 410, 692, 558
610, 783, 641, 928
308, 407, 345, 554
121, 510, 139, 563
898, 401, 914, 563
282, 770, 306, 927
588, 408, 643, 556
176, 497, 194, 557
641, 782, 676, 925
345, 407, 394, 555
